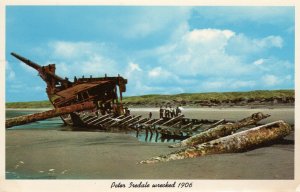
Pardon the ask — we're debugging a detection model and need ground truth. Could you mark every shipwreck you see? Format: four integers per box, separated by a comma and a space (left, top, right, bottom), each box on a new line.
7, 52, 232, 141
6, 53, 292, 160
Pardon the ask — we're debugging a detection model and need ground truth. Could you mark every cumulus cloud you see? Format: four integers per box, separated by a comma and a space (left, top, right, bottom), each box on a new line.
47, 41, 120, 78
33, 28, 292, 95
138, 25, 293, 92
157, 28, 247, 76
227, 34, 283, 56
262, 74, 280, 86
123, 7, 191, 39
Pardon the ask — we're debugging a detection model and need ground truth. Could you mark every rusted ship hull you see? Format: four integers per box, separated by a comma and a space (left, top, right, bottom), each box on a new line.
59, 109, 235, 140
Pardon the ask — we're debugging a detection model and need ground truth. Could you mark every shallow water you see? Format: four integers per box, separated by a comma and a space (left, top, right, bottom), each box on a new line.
5, 109, 180, 143
6, 110, 64, 130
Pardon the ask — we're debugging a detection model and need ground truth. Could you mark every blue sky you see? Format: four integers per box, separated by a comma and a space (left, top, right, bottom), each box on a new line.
5, 6, 295, 102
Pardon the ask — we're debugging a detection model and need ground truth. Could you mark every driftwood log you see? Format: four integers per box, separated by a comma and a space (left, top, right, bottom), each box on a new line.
169, 112, 270, 148
139, 120, 291, 164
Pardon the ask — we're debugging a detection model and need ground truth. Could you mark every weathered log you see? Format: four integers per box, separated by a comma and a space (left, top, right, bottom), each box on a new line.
6, 101, 96, 128
169, 112, 270, 148
139, 120, 291, 164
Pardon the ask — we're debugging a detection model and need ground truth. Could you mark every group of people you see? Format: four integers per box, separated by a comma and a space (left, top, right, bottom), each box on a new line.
159, 105, 182, 119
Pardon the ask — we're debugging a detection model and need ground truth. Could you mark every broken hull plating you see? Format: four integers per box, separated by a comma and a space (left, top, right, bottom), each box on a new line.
60, 110, 233, 141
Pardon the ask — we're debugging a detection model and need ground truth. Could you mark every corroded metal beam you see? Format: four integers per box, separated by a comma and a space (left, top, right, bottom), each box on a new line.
161, 114, 184, 126
6, 101, 96, 128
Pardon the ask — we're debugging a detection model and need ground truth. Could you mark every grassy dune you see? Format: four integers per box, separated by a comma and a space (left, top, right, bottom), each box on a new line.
6, 90, 294, 108
123, 90, 294, 104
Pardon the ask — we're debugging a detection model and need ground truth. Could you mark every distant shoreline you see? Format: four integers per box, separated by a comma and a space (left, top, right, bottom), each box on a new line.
6, 89, 294, 109
5, 105, 294, 111
6, 108, 53, 111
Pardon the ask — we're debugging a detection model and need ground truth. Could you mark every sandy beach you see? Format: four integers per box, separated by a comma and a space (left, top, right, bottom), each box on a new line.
6, 107, 294, 179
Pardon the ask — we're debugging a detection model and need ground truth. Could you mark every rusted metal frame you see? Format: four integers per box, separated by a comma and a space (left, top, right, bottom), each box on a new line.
151, 118, 164, 126
79, 114, 89, 120
180, 122, 193, 130
191, 124, 203, 131
84, 117, 101, 125
160, 114, 184, 126
83, 116, 99, 124
143, 118, 156, 125
170, 121, 182, 128
127, 118, 148, 127
145, 123, 159, 138
86, 114, 113, 125
98, 119, 115, 129
86, 114, 111, 124
137, 119, 154, 129
116, 115, 125, 119
107, 115, 133, 128
80, 115, 95, 121
94, 117, 113, 126
119, 115, 142, 127
101, 119, 116, 127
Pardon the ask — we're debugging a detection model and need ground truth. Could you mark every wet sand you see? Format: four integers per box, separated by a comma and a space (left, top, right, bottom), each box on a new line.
6, 107, 294, 179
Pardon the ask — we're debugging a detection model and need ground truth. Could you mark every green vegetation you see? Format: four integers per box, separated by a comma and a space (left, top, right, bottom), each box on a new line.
6, 90, 294, 108
122, 90, 294, 104
6, 100, 52, 109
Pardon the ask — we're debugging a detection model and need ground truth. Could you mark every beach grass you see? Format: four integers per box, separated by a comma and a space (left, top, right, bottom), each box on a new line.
6, 89, 294, 108
122, 90, 294, 103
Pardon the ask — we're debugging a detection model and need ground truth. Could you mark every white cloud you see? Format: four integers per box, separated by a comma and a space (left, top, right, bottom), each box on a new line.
49, 41, 100, 59
226, 34, 283, 56
80, 54, 117, 76
253, 58, 265, 65
148, 67, 171, 78
47, 41, 120, 78
257, 36, 283, 48
127, 62, 142, 73
157, 28, 249, 76
151, 27, 286, 81
123, 7, 191, 39
6, 61, 15, 80
262, 74, 280, 86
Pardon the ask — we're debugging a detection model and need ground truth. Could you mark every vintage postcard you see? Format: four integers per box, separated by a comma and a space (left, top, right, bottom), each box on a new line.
1, 1, 299, 192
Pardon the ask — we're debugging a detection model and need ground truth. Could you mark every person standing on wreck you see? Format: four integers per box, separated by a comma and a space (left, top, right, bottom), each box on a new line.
149, 112, 152, 119
159, 106, 164, 118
